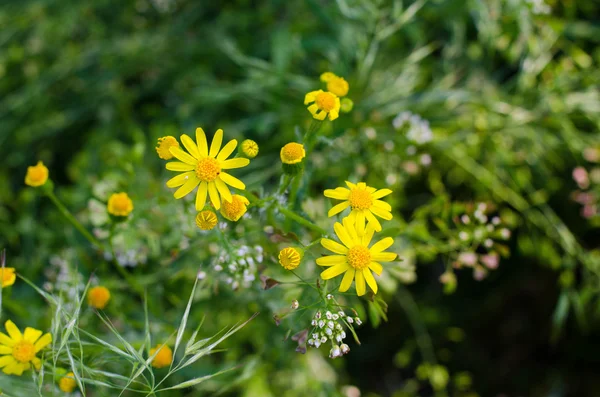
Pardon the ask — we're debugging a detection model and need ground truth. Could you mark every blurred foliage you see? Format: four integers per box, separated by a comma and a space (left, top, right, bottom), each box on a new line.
1, 0, 600, 396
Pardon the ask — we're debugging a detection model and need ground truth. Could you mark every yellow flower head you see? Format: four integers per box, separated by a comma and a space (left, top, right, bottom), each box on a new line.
280, 142, 306, 165
324, 181, 393, 232
327, 76, 349, 97
156, 136, 180, 160
220, 194, 249, 222
304, 90, 341, 121
107, 192, 134, 217
317, 218, 397, 296
25, 161, 49, 187
59, 372, 77, 393
241, 139, 259, 158
320, 72, 336, 82
279, 247, 302, 270
87, 286, 111, 309
0, 320, 52, 376
149, 344, 173, 369
165, 128, 250, 211
196, 210, 218, 230
1, 268, 16, 288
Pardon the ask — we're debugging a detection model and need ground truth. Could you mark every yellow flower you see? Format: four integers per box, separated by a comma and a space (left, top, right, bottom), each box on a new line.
280, 143, 306, 165
317, 218, 397, 296
25, 161, 49, 187
156, 136, 180, 160
220, 194, 249, 222
87, 286, 111, 309
166, 128, 250, 211
149, 344, 173, 369
279, 247, 302, 270
304, 90, 341, 121
241, 139, 259, 158
324, 181, 393, 232
320, 72, 336, 82
1, 268, 16, 288
0, 320, 52, 376
327, 76, 349, 97
107, 192, 134, 217
59, 372, 77, 393
196, 210, 218, 230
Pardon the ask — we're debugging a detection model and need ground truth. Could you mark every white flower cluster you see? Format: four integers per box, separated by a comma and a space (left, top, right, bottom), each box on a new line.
43, 252, 85, 312
392, 111, 433, 145
213, 245, 262, 290
526, 0, 551, 15
307, 310, 361, 359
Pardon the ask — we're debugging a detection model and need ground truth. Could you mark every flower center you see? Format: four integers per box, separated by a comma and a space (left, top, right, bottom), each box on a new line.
112, 197, 130, 212
348, 188, 373, 210
281, 143, 305, 164
12, 341, 35, 363
315, 92, 336, 112
195, 157, 221, 182
347, 246, 371, 270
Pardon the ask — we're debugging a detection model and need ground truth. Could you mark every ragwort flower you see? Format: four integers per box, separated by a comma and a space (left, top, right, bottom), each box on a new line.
316, 219, 397, 296
196, 210, 218, 230
1, 267, 16, 288
149, 344, 173, 369
324, 181, 393, 232
107, 192, 134, 217
166, 128, 249, 210
25, 161, 49, 187
88, 286, 111, 309
320, 72, 349, 97
304, 90, 341, 121
155, 136, 180, 160
0, 320, 52, 376
279, 247, 302, 270
220, 194, 249, 221
59, 372, 77, 393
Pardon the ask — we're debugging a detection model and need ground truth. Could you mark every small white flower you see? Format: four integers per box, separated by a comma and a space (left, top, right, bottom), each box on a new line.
500, 228, 511, 239
315, 311, 322, 319
291, 299, 299, 310
325, 311, 332, 319
484, 239, 494, 248
326, 294, 333, 300
459, 231, 470, 241
308, 339, 314, 346
321, 336, 327, 343
329, 345, 341, 358
311, 320, 317, 326
347, 317, 354, 324
312, 333, 319, 340
327, 321, 334, 329
332, 314, 339, 320
325, 327, 333, 336
355, 317, 362, 326
492, 216, 501, 225
340, 331, 346, 339
338, 311, 345, 317
314, 340, 321, 348
318, 320, 325, 328
340, 344, 350, 354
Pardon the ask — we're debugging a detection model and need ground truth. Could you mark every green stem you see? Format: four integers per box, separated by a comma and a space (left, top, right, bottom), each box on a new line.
277, 206, 327, 235
46, 190, 102, 249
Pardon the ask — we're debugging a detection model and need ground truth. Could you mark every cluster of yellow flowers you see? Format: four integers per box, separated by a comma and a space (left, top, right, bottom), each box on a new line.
304, 72, 353, 121
156, 128, 254, 230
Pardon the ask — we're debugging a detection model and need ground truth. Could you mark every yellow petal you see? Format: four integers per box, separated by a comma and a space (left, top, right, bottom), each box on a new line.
316, 255, 347, 267
221, 158, 250, 170
324, 188, 350, 200
363, 268, 378, 294
23, 328, 42, 344
207, 182, 220, 210
334, 222, 354, 248
369, 262, 383, 276
371, 206, 393, 221
3, 361, 21, 375
328, 109, 339, 121
345, 181, 356, 189
32, 357, 41, 370
219, 172, 246, 190
371, 252, 397, 262
355, 271, 366, 296
314, 110, 327, 120
34, 333, 52, 352
370, 237, 394, 254
372, 199, 392, 212
173, 178, 199, 199
195, 182, 208, 210
180, 134, 201, 159
0, 346, 11, 354
0, 332, 15, 347
209, 129, 223, 158
5, 321, 21, 342
216, 139, 238, 161
362, 223, 375, 246
304, 90, 319, 105
0, 355, 15, 367
169, 147, 197, 165
327, 201, 350, 217
215, 178, 232, 203
320, 263, 350, 280
365, 210, 382, 232
355, 210, 366, 235
166, 162, 195, 172
343, 217, 360, 244
339, 268, 355, 292
196, 127, 209, 157
321, 238, 348, 255
166, 172, 195, 188
307, 104, 319, 116
372, 188, 393, 199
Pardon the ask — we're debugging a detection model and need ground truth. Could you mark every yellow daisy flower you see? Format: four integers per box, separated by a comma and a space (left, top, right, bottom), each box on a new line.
0, 320, 52, 376
1, 267, 16, 288
316, 218, 397, 296
166, 128, 250, 211
156, 136, 180, 160
304, 90, 341, 121
324, 182, 393, 232
59, 372, 77, 393
149, 344, 173, 369
196, 210, 218, 230
279, 247, 302, 270
220, 194, 249, 221
25, 161, 49, 187
107, 192, 134, 217
280, 143, 306, 164
320, 72, 349, 97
